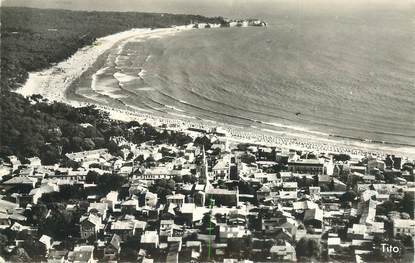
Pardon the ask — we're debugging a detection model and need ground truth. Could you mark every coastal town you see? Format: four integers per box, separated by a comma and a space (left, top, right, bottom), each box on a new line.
1, 3, 414, 263
0, 116, 414, 262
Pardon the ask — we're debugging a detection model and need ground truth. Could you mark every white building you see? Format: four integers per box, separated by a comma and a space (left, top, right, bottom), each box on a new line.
393, 219, 415, 237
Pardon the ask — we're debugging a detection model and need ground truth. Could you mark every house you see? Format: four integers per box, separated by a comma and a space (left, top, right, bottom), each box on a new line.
293, 201, 318, 211
121, 198, 139, 214
0, 199, 19, 215
104, 191, 121, 212
88, 202, 108, 220
8, 211, 26, 224
309, 187, 321, 200
7, 155, 21, 172
103, 234, 121, 261
251, 238, 274, 258
347, 224, 367, 240
29, 183, 59, 204
270, 241, 296, 261
141, 166, 171, 180
350, 165, 366, 175
218, 225, 251, 241
10, 222, 30, 232
141, 231, 159, 250
327, 236, 341, 250
282, 182, 298, 192
19, 167, 35, 177
110, 219, 146, 239
118, 165, 136, 177
48, 249, 69, 263
363, 175, 376, 184
318, 174, 331, 188
227, 212, 247, 226
393, 219, 415, 237
367, 159, 385, 173
206, 188, 239, 207
324, 158, 335, 176
68, 246, 94, 263
0, 166, 12, 179
279, 172, 293, 181
65, 148, 108, 168
279, 190, 297, 202
261, 211, 297, 236
166, 247, 180, 263
235, 20, 249, 27
27, 157, 42, 168
160, 220, 174, 239
228, 21, 238, 27
2, 176, 37, 194
212, 158, 230, 180
256, 147, 275, 161
80, 214, 102, 240
143, 191, 158, 207
167, 236, 183, 252
66, 169, 89, 181
253, 173, 280, 184
0, 213, 11, 229
39, 235, 52, 251
366, 221, 385, 238
257, 185, 271, 201
180, 203, 206, 226
288, 159, 324, 175
181, 241, 202, 261
166, 194, 185, 207
274, 228, 294, 243
332, 178, 347, 191
358, 199, 376, 224
303, 208, 324, 228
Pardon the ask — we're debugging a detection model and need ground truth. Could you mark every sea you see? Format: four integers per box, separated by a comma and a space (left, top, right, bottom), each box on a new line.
68, 5, 415, 154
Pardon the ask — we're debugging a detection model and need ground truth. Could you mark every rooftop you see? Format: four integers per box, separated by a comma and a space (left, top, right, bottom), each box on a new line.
393, 219, 415, 228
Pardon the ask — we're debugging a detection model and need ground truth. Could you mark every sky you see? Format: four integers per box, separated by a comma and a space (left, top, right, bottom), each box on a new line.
1, 0, 413, 18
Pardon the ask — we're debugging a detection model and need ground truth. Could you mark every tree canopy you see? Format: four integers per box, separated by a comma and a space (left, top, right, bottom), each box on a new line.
295, 238, 320, 261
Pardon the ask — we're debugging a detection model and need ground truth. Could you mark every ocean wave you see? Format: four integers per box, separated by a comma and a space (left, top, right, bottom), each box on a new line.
172, 88, 293, 122
153, 87, 415, 144
113, 72, 138, 83
259, 128, 286, 135
165, 105, 185, 112
167, 112, 198, 119
261, 122, 330, 137
138, 69, 146, 79
135, 87, 155, 91
122, 104, 152, 113
91, 67, 111, 93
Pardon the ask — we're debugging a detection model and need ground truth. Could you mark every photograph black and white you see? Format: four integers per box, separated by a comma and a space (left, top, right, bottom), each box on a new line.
0, 0, 414, 262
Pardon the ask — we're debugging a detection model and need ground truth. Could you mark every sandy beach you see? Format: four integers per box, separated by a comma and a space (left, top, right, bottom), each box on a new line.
15, 26, 415, 160
16, 26, 193, 102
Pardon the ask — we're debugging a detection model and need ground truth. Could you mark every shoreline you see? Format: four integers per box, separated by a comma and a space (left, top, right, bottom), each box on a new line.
16, 26, 194, 101
14, 26, 415, 160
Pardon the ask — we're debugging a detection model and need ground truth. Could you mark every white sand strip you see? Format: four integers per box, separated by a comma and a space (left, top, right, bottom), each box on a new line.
15, 26, 193, 103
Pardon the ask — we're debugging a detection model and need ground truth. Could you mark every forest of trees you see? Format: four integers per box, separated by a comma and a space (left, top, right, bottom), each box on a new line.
0, 7, 221, 161
0, 93, 193, 164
